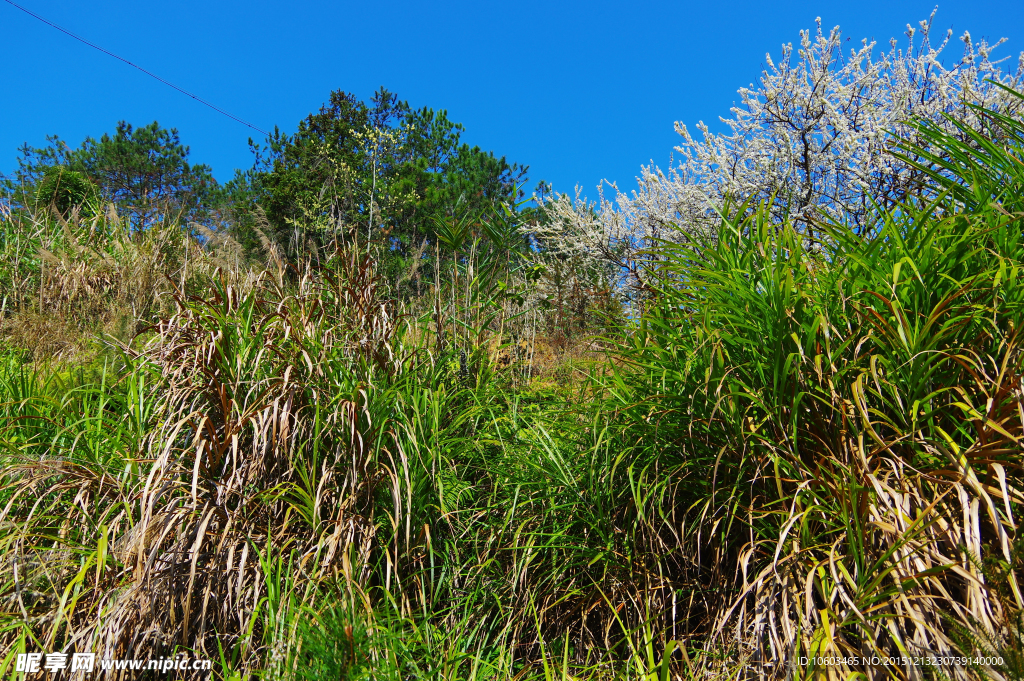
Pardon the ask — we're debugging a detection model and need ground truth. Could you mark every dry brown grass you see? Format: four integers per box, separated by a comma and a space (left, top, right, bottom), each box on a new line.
0, 204, 279, 363
0, 248, 402, 678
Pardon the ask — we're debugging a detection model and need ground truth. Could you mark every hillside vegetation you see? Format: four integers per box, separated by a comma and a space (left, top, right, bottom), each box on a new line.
1, 19, 1023, 681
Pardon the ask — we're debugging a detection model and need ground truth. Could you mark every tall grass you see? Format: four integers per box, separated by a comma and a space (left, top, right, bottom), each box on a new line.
0, 94, 1021, 680
597, 99, 1024, 677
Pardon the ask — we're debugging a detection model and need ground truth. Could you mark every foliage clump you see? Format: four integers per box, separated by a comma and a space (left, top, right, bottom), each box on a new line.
34, 166, 98, 218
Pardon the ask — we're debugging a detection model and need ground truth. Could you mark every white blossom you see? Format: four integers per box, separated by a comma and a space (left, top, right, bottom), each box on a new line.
538, 11, 1024, 299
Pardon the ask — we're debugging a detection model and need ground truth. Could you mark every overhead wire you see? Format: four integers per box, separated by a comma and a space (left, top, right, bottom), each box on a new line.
2, 0, 270, 137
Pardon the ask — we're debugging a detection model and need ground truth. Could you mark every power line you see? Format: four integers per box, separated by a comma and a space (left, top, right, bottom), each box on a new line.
3, 0, 270, 137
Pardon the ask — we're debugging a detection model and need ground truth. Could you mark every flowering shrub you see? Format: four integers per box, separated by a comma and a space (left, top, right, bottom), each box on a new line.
538, 11, 1024, 299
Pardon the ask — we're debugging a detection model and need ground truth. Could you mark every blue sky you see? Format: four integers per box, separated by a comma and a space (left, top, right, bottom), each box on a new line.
3, 0, 1024, 201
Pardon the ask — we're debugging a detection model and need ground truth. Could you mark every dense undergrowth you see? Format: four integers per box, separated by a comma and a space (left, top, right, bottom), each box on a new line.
1, 87, 1023, 681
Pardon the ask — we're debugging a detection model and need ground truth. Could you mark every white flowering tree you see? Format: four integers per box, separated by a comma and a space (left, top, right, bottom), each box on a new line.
536, 11, 1024, 300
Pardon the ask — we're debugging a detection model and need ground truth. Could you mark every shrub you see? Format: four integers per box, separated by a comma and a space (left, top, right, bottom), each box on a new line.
34, 166, 98, 217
